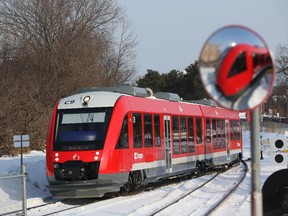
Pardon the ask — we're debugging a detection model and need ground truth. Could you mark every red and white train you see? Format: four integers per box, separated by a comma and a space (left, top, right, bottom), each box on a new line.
46, 85, 242, 198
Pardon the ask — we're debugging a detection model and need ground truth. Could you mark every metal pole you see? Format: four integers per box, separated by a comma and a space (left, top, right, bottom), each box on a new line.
251, 107, 263, 216
22, 164, 27, 216
20, 135, 23, 174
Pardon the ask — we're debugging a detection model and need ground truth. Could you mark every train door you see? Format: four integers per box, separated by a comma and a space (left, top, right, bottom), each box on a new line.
164, 115, 172, 172
225, 120, 230, 160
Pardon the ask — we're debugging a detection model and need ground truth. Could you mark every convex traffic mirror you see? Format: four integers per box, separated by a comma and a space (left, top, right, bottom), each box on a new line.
198, 25, 274, 111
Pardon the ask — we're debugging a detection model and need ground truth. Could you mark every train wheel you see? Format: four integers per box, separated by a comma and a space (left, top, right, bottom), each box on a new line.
120, 183, 131, 195
196, 161, 207, 176
120, 171, 142, 195
120, 176, 132, 195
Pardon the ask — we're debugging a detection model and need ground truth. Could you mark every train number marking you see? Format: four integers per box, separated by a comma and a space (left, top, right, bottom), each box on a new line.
64, 100, 75, 105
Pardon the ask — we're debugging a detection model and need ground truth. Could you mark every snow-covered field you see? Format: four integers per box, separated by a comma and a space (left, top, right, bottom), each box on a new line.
0, 130, 286, 215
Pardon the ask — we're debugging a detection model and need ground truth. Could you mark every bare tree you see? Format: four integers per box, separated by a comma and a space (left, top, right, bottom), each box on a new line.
275, 42, 288, 85
102, 19, 138, 85
0, 0, 138, 154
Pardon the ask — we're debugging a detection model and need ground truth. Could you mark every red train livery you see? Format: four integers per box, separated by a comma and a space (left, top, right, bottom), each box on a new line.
46, 86, 242, 198
217, 44, 272, 97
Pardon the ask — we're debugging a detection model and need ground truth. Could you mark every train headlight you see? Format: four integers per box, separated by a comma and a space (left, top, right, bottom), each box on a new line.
83, 96, 91, 106
54, 163, 59, 169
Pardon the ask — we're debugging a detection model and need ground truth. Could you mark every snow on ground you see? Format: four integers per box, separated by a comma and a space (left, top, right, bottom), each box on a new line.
0, 130, 287, 215
0, 151, 51, 214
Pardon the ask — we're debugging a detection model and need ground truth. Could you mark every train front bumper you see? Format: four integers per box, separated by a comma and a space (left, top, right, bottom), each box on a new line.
46, 173, 129, 198
47, 182, 120, 198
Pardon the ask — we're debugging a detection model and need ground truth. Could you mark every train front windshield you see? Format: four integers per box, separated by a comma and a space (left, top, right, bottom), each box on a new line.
54, 108, 112, 151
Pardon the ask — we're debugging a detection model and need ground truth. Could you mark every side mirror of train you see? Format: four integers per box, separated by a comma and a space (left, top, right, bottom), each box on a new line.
198, 25, 275, 111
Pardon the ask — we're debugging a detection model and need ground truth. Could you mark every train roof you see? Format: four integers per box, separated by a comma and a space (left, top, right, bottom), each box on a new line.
79, 85, 181, 102
58, 85, 239, 119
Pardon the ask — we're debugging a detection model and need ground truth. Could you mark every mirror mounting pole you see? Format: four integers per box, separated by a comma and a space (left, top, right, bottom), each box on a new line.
251, 107, 263, 216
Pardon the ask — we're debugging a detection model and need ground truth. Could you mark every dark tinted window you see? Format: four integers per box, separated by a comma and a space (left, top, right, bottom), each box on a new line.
180, 116, 187, 153
206, 118, 211, 143
154, 114, 161, 147
228, 51, 247, 78
188, 117, 195, 152
116, 114, 129, 149
133, 113, 143, 148
196, 117, 202, 144
54, 108, 112, 151
217, 119, 221, 149
144, 114, 153, 147
172, 116, 180, 154
212, 119, 217, 149
221, 119, 226, 148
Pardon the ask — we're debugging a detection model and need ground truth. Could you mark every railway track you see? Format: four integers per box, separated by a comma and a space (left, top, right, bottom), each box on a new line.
1, 198, 99, 216
3, 161, 247, 216
204, 160, 248, 215
151, 160, 248, 216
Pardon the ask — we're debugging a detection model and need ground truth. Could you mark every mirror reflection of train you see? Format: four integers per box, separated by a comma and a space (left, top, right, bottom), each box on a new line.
217, 44, 272, 97
199, 25, 274, 111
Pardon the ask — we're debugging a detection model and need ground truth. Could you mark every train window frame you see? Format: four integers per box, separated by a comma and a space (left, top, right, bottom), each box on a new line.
217, 119, 221, 149
221, 119, 226, 149
187, 116, 195, 153
206, 118, 211, 144
144, 114, 153, 147
236, 120, 241, 140
154, 114, 161, 147
172, 116, 180, 154
116, 114, 129, 149
196, 117, 203, 144
212, 118, 217, 149
180, 116, 188, 154
230, 120, 234, 140
227, 51, 247, 78
230, 120, 237, 141
53, 107, 113, 151
133, 113, 143, 148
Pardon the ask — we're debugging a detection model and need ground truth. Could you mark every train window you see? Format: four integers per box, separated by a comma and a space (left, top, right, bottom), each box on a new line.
144, 114, 153, 147
187, 117, 195, 152
217, 119, 221, 149
133, 113, 143, 148
253, 53, 259, 67
236, 120, 241, 140
172, 116, 180, 154
180, 116, 187, 153
227, 51, 247, 78
221, 119, 226, 148
230, 120, 235, 140
230, 120, 240, 141
196, 117, 202, 144
266, 55, 272, 64
234, 120, 239, 140
154, 114, 161, 147
212, 118, 217, 149
260, 54, 265, 64
54, 108, 112, 151
206, 118, 211, 144
116, 114, 129, 149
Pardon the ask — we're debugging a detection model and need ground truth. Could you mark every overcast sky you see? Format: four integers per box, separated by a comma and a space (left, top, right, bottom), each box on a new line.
117, 0, 288, 77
